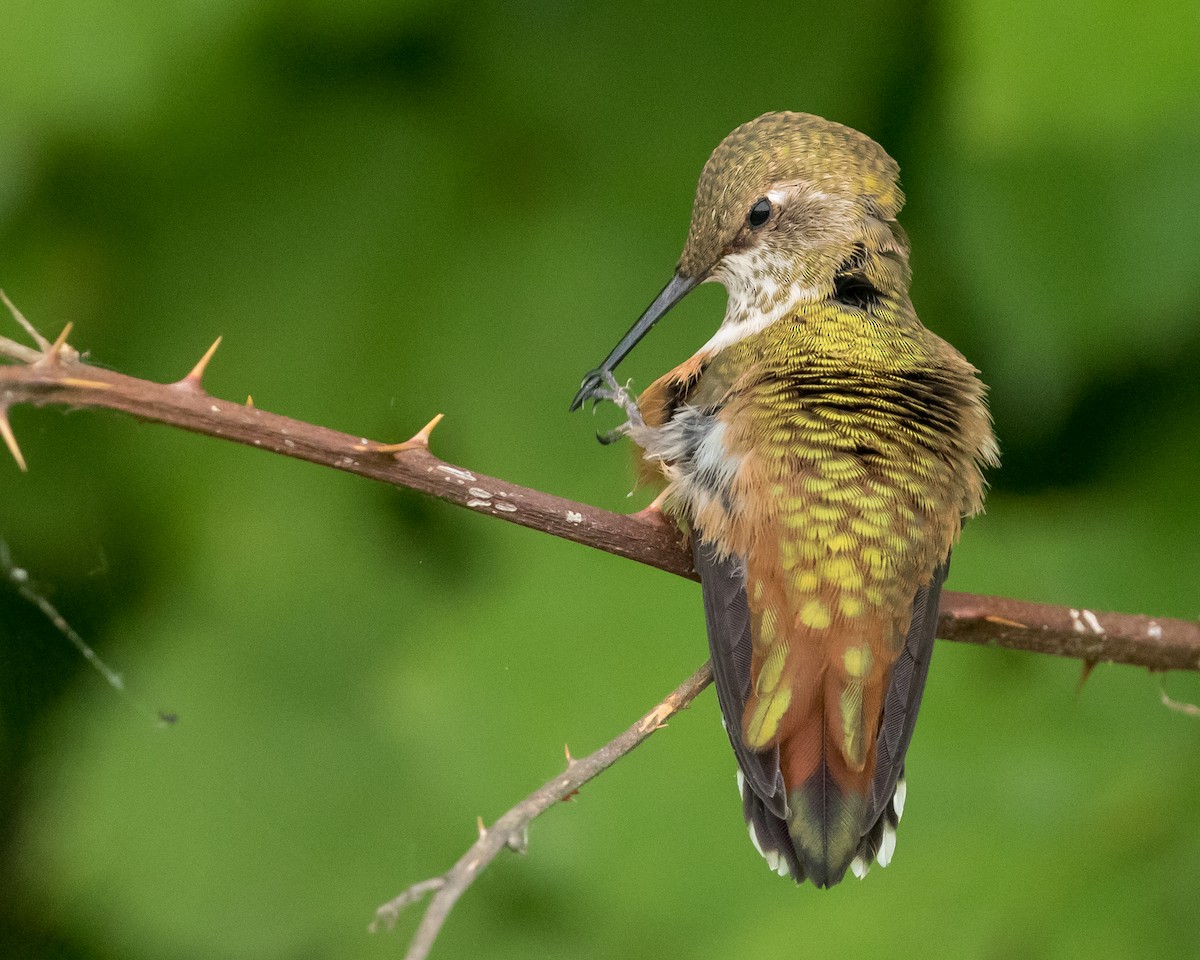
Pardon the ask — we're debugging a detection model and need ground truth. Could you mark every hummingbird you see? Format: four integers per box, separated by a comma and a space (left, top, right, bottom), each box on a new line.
570, 112, 998, 887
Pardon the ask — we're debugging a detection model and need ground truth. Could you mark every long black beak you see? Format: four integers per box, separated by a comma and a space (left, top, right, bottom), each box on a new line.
569, 271, 700, 411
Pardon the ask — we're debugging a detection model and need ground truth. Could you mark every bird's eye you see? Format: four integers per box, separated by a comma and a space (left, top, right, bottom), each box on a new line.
747, 198, 772, 228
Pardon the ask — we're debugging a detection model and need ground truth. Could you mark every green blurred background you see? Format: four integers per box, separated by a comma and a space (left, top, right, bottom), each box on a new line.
2, 1, 1199, 958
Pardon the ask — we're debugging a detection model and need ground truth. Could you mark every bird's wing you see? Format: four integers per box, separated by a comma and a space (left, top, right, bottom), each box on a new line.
693, 538, 789, 819
867, 553, 951, 825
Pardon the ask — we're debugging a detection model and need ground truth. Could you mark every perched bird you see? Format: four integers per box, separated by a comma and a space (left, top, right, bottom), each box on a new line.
571, 112, 998, 887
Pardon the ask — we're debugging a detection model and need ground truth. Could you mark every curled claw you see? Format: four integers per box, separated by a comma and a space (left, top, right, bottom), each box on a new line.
596, 424, 630, 446
569, 369, 606, 412
571, 366, 643, 451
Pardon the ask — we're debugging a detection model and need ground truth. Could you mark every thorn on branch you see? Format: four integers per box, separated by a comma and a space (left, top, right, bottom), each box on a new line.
1076, 659, 1098, 695
175, 336, 223, 392
58, 377, 113, 390
354, 413, 444, 455
42, 321, 76, 365
0, 407, 27, 471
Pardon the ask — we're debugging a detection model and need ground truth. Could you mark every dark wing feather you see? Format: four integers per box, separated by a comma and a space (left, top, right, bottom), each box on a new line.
867, 553, 951, 824
693, 539, 788, 819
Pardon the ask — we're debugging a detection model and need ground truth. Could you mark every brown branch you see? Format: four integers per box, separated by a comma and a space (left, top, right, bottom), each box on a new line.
0, 333, 690, 579
2, 325, 1196, 671
3, 307, 1200, 959
370, 663, 713, 960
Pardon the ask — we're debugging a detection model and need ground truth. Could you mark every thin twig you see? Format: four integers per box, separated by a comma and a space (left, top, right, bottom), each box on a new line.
0, 541, 169, 725
370, 663, 713, 960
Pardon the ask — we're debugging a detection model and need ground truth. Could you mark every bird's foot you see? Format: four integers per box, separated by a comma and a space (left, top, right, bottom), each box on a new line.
593, 371, 643, 425
592, 372, 645, 445
572, 369, 644, 444
633, 487, 670, 518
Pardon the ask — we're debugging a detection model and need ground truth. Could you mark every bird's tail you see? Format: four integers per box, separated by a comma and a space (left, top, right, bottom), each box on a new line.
739, 767, 906, 887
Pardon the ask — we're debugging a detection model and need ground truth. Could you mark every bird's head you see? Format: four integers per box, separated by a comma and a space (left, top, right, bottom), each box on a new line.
571, 112, 909, 411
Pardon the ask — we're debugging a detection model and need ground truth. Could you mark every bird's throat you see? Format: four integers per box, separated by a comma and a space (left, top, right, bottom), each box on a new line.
704, 251, 822, 355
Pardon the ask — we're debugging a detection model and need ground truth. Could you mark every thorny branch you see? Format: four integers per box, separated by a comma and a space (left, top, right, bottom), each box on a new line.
2, 314, 1195, 671
2, 300, 1198, 960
